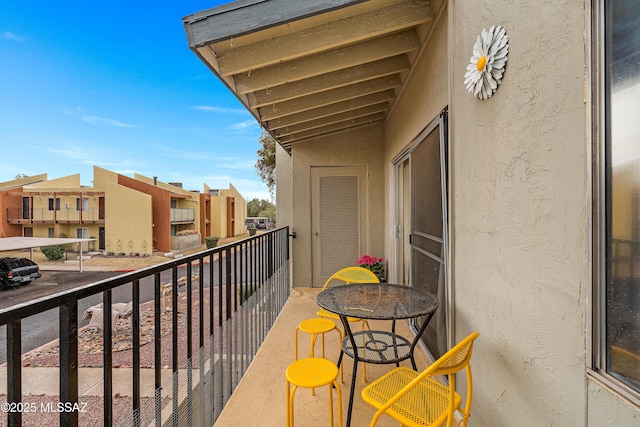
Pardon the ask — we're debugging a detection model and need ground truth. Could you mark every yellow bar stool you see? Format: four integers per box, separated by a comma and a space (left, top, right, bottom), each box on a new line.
286, 357, 342, 427
294, 317, 343, 383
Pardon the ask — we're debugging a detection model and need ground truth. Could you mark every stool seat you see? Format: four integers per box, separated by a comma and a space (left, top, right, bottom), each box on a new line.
286, 358, 339, 388
286, 358, 342, 427
298, 318, 336, 335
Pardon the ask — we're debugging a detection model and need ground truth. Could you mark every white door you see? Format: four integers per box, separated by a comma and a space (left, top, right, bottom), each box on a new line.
311, 166, 366, 287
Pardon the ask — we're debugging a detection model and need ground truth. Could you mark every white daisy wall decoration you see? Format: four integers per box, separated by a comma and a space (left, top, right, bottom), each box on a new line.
464, 25, 509, 100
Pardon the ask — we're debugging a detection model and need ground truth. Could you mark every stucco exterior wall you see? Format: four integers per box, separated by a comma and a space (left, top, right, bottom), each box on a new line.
383, 5, 449, 284
27, 174, 80, 189
221, 183, 248, 236
289, 124, 384, 287
117, 175, 171, 252
276, 143, 292, 229
449, 1, 594, 425
0, 190, 24, 238
383, 6, 449, 160
104, 181, 153, 255
209, 196, 226, 238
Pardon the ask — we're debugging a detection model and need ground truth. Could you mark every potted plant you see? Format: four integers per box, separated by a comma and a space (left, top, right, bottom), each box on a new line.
356, 254, 385, 282
205, 236, 220, 248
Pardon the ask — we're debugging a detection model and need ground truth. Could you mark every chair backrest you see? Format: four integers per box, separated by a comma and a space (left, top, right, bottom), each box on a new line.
321, 266, 380, 290
415, 331, 479, 427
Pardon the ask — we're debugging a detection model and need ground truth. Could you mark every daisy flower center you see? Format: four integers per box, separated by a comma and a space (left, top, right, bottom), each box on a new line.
476, 55, 487, 72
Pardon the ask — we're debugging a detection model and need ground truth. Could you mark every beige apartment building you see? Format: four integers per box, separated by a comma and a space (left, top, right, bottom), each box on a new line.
0, 166, 247, 254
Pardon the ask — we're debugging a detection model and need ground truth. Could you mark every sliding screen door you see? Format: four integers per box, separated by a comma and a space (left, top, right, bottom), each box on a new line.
396, 110, 449, 358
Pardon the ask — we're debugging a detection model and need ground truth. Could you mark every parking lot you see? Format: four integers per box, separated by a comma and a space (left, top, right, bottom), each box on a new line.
0, 270, 122, 310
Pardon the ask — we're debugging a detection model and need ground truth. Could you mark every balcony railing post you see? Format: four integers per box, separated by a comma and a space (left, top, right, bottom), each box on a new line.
267, 231, 274, 279
59, 299, 79, 427
7, 319, 22, 427
103, 289, 113, 427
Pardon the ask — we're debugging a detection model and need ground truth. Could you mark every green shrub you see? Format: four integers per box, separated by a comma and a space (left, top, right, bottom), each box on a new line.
248, 227, 257, 236
205, 236, 220, 249
41, 245, 65, 260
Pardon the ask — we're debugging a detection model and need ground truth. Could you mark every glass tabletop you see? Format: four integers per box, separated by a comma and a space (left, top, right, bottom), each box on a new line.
316, 283, 438, 320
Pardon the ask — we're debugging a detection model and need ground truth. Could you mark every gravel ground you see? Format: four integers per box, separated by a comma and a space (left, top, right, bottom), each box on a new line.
21, 293, 219, 369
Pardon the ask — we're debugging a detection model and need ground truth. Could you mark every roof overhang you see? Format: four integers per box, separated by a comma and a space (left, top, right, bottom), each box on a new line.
183, 0, 441, 153
0, 237, 95, 252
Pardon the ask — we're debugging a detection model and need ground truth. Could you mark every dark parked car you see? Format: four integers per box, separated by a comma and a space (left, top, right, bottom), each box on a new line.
0, 257, 41, 290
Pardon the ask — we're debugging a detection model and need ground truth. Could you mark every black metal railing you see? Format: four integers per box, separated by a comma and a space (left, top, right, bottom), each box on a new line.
0, 227, 291, 426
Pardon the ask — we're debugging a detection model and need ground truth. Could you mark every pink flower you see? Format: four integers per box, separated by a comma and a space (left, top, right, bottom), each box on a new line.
356, 255, 384, 276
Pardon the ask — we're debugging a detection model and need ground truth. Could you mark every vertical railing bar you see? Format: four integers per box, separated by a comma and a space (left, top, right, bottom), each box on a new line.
103, 290, 113, 427
171, 266, 179, 426
208, 252, 216, 423
217, 248, 224, 411
264, 234, 269, 329
237, 245, 242, 378
7, 319, 22, 427
249, 239, 255, 364
60, 299, 79, 427
225, 247, 232, 401
233, 245, 239, 385
257, 236, 262, 343
186, 262, 194, 427
198, 257, 205, 427
132, 280, 141, 426
153, 273, 162, 427
240, 242, 251, 368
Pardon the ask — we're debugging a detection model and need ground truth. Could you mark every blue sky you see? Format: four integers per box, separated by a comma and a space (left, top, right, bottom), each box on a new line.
0, 1, 271, 201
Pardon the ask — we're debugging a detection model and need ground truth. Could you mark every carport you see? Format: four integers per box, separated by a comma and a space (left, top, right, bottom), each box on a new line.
0, 237, 95, 272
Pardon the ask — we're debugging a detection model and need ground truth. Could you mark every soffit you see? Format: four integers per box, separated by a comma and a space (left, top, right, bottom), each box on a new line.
184, 0, 439, 153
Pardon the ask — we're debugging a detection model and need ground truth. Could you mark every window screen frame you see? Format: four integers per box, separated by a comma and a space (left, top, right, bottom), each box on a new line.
591, 0, 640, 406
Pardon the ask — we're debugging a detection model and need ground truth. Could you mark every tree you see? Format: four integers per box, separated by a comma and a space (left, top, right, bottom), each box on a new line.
255, 130, 276, 196
247, 198, 275, 220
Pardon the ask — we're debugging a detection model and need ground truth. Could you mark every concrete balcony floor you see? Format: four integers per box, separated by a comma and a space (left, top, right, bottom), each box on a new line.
214, 287, 431, 427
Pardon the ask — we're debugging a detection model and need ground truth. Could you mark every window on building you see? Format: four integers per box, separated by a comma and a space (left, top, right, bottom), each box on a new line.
76, 228, 89, 239
48, 228, 54, 238
76, 198, 89, 211
48, 198, 60, 211
594, 0, 640, 399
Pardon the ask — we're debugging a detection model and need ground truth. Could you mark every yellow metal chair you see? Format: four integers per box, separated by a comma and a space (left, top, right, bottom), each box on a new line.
286, 358, 343, 427
317, 266, 380, 382
361, 331, 479, 427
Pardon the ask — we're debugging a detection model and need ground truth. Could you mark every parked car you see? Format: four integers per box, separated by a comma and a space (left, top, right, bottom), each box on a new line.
0, 257, 41, 290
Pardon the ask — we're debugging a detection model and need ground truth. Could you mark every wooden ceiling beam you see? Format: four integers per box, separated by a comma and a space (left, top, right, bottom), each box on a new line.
258, 75, 400, 121
234, 30, 419, 95
269, 102, 390, 132
262, 91, 394, 129
277, 113, 386, 141
281, 120, 381, 147
248, 55, 410, 108
216, 0, 433, 76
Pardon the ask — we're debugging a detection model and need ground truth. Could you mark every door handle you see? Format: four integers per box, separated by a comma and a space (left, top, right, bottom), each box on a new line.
313, 232, 319, 236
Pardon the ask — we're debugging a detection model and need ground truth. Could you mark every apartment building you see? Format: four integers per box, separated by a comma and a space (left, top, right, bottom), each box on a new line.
1, 166, 247, 254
